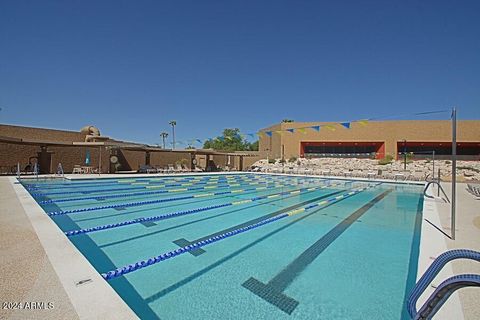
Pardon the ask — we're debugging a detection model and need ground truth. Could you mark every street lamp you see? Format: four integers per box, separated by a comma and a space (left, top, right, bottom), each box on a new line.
169, 121, 177, 149
160, 132, 169, 149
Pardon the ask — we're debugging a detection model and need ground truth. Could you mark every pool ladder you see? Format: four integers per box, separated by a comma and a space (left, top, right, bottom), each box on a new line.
423, 180, 450, 203
407, 249, 480, 320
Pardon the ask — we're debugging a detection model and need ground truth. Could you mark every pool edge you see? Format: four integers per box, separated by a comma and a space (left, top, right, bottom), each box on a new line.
10, 176, 139, 320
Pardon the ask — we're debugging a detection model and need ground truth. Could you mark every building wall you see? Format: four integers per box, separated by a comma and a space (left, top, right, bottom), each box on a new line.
150, 152, 192, 169
259, 120, 480, 159
0, 124, 85, 142
0, 124, 262, 173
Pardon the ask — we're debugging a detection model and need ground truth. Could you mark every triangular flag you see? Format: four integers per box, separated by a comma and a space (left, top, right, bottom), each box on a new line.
310, 126, 320, 132
275, 130, 284, 135
196, 139, 203, 144
357, 119, 368, 126
286, 128, 295, 133
325, 125, 336, 131
297, 128, 307, 134
265, 131, 273, 137
340, 122, 351, 129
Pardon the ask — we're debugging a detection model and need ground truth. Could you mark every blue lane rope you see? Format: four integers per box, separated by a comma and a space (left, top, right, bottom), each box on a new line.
25, 174, 259, 190
28, 174, 262, 193
63, 182, 343, 235
102, 214, 288, 280
50, 179, 333, 217
30, 174, 316, 197
24, 173, 259, 188
100, 183, 381, 280
37, 176, 310, 204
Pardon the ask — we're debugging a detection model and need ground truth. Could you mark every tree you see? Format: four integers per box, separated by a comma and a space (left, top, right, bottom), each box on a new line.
248, 140, 259, 151
203, 128, 258, 151
282, 119, 294, 123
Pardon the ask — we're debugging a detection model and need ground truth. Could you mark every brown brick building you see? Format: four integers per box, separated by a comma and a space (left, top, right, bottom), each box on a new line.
0, 124, 259, 174
259, 120, 480, 160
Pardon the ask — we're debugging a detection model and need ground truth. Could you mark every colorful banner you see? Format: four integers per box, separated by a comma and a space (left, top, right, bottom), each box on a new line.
310, 125, 320, 131
340, 122, 351, 129
286, 128, 295, 133
325, 125, 336, 131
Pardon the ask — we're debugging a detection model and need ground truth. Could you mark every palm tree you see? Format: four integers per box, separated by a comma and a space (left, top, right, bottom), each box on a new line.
160, 132, 169, 149
169, 120, 177, 149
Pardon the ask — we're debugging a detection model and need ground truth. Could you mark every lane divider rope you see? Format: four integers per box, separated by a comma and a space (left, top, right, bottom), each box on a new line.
101, 183, 381, 280
37, 177, 309, 204
30, 174, 316, 197
25, 174, 258, 190
50, 179, 329, 216
64, 182, 344, 235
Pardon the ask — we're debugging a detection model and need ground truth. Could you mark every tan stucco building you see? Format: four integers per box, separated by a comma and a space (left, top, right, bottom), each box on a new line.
259, 120, 480, 160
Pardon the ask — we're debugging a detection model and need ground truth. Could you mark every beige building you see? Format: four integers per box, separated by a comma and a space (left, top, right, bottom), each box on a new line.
259, 120, 480, 160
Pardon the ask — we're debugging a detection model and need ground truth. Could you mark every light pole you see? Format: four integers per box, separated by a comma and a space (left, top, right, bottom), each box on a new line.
160, 132, 168, 149
451, 107, 457, 240
169, 121, 176, 149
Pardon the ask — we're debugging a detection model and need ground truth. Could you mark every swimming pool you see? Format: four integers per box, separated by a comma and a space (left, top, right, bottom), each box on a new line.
22, 173, 423, 319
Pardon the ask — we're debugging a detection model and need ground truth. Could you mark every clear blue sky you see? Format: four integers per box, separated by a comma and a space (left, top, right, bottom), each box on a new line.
1, 1, 479, 146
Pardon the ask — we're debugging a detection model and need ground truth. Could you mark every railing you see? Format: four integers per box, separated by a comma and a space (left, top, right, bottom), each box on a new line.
423, 180, 450, 203
56, 163, 65, 179
407, 249, 480, 320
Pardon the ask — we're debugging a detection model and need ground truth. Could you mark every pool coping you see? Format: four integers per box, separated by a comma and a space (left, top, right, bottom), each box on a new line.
10, 177, 139, 320
415, 184, 464, 319
11, 172, 463, 319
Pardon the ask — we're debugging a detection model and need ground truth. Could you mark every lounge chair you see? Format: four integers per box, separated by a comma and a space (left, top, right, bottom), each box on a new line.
467, 184, 480, 198
72, 165, 83, 174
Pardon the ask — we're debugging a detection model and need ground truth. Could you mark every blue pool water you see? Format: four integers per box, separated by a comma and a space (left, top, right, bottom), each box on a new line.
22, 173, 423, 319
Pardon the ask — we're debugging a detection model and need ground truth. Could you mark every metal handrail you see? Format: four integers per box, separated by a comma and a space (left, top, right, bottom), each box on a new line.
407, 249, 480, 319
414, 274, 480, 319
423, 180, 450, 203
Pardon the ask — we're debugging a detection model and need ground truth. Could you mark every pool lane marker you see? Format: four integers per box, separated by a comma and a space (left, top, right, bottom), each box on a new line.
63, 182, 343, 235
26, 173, 311, 191
100, 183, 381, 280
29, 175, 261, 195
45, 175, 322, 210
24, 173, 258, 190
242, 188, 392, 314
31, 174, 315, 197
172, 189, 345, 256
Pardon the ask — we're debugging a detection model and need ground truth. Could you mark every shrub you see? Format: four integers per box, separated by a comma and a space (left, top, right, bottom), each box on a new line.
279, 159, 286, 164
268, 158, 276, 164
445, 160, 451, 164
289, 156, 297, 163
378, 154, 393, 165
175, 158, 189, 166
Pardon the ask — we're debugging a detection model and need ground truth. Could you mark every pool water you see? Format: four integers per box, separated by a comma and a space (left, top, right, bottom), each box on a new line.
22, 173, 423, 319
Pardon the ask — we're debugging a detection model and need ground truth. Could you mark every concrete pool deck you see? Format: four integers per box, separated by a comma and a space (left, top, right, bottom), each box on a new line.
0, 173, 478, 319
0, 177, 137, 320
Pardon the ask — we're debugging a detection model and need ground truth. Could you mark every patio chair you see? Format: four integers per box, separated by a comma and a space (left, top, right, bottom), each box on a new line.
72, 165, 83, 174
